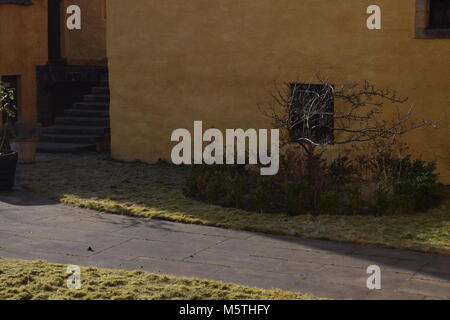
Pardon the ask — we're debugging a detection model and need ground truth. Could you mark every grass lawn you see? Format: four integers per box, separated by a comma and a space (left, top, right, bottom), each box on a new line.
0, 258, 316, 300
19, 155, 450, 255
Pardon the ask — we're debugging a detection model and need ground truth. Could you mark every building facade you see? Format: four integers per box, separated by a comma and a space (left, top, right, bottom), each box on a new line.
2, 1, 449, 182
107, 0, 450, 182
0, 0, 47, 124
0, 0, 106, 125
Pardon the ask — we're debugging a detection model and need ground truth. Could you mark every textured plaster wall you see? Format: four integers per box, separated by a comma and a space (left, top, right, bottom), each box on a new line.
107, 0, 450, 182
0, 1, 47, 123
62, 0, 107, 65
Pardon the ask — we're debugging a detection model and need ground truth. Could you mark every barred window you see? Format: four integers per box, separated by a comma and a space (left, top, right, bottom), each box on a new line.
289, 83, 335, 145
429, 0, 450, 28
1, 75, 19, 123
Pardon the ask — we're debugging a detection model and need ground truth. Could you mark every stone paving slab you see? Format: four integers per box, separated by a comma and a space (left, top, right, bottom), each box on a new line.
120, 257, 226, 279
185, 248, 286, 272
0, 187, 449, 300
290, 278, 373, 300
399, 278, 450, 298
208, 266, 306, 292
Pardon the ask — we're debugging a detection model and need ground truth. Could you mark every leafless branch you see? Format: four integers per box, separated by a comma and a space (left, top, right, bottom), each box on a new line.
263, 75, 436, 151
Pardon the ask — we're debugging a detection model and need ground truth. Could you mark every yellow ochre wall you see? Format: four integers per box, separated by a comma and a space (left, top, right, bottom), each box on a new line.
107, 0, 450, 182
0, 1, 47, 124
62, 0, 107, 65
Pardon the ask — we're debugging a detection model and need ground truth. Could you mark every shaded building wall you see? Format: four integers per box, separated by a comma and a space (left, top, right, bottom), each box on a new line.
62, 0, 107, 65
107, 0, 449, 182
0, 0, 107, 125
0, 1, 47, 124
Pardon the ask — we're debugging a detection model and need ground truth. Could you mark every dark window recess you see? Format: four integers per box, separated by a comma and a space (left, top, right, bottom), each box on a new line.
0, 0, 33, 5
1, 75, 19, 123
429, 0, 450, 28
289, 83, 335, 145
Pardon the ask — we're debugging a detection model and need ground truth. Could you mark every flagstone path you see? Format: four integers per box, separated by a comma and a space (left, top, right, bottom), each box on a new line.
0, 187, 448, 300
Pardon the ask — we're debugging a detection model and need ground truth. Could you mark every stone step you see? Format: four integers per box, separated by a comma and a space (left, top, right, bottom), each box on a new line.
40, 133, 102, 144
73, 101, 109, 110
65, 109, 109, 118
43, 125, 107, 136
55, 117, 110, 127
83, 94, 110, 102
38, 142, 96, 153
92, 86, 109, 94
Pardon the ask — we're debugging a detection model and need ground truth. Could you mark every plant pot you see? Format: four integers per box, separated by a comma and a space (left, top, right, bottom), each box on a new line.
0, 151, 18, 191
11, 139, 39, 164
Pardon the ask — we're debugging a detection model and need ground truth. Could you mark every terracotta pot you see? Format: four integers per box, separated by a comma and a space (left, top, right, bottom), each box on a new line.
11, 139, 39, 164
0, 151, 18, 191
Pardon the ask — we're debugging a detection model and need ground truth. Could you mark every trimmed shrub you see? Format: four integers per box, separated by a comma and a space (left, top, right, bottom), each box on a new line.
184, 146, 444, 216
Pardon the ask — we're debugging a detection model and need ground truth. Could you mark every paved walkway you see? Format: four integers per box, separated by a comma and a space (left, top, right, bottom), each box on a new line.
0, 188, 449, 300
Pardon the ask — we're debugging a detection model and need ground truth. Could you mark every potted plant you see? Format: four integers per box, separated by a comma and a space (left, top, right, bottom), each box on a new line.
11, 122, 42, 164
0, 82, 18, 191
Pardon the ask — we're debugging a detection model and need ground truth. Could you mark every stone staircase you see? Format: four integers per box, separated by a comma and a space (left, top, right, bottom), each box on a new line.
38, 81, 110, 153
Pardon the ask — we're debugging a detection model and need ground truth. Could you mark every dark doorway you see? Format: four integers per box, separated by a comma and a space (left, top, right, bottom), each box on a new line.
36, 65, 108, 126
49, 82, 93, 121
47, 0, 63, 64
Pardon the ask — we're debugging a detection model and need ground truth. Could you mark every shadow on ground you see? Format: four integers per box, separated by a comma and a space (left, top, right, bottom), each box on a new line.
5, 154, 449, 299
